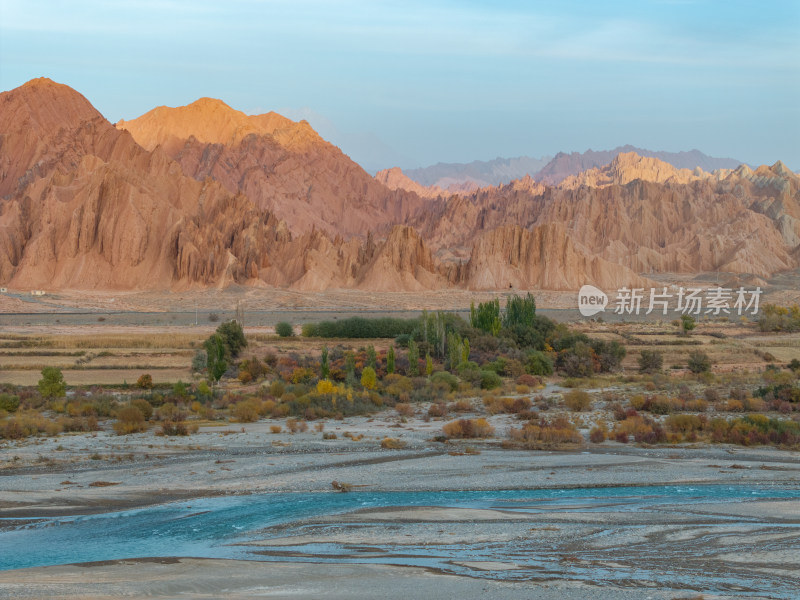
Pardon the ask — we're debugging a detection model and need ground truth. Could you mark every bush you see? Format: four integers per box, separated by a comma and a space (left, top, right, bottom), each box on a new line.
430, 370, 458, 391
443, 418, 495, 439
286, 418, 308, 433
136, 373, 154, 389
526, 351, 554, 376
0, 393, 20, 413
159, 421, 196, 436
479, 370, 502, 390
131, 398, 153, 421
381, 437, 407, 449
508, 416, 583, 449
563, 390, 591, 411
688, 350, 712, 374
275, 322, 294, 337
113, 405, 147, 435
589, 426, 607, 443
395, 403, 414, 417
270, 425, 282, 434
232, 399, 261, 422
638, 350, 663, 374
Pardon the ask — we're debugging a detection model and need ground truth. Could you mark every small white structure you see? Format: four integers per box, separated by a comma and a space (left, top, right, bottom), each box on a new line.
31, 290, 46, 296
0, 287, 7, 293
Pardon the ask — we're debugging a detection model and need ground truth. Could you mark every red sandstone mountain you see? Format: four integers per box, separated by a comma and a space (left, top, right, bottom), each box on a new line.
117, 99, 426, 237
1, 79, 797, 293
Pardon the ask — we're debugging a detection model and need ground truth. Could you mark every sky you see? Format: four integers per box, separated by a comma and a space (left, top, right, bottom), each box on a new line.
1, 0, 798, 172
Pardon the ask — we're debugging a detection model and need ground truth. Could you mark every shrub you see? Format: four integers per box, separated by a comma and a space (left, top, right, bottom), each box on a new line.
270, 425, 282, 434
526, 351, 554, 376
395, 403, 414, 417
286, 418, 308, 433
192, 350, 207, 372
563, 390, 591, 411
381, 437, 407, 449
688, 350, 712, 373
270, 380, 285, 398
0, 394, 20, 413
442, 418, 495, 439
428, 403, 448, 418
159, 421, 196, 436
275, 322, 294, 337
638, 350, 663, 374
136, 373, 154, 389
131, 398, 153, 421
232, 399, 261, 422
113, 405, 147, 435
484, 396, 531, 415
680, 314, 696, 334
431, 370, 458, 391
589, 426, 607, 443
508, 416, 583, 449
479, 370, 502, 390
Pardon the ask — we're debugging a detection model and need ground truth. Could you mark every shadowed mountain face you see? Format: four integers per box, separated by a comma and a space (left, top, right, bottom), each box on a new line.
0, 79, 796, 292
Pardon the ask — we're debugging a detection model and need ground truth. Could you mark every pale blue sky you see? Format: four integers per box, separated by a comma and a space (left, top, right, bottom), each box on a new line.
1, 0, 798, 171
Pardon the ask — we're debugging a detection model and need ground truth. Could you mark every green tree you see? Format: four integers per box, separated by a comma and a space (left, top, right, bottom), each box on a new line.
470, 299, 501, 335
204, 333, 228, 383
361, 366, 377, 390
426, 354, 433, 376
503, 293, 537, 329
407, 339, 419, 376
38, 367, 66, 399
447, 331, 463, 372
275, 321, 294, 337
366, 345, 377, 368
216, 320, 247, 357
387, 346, 395, 374
320, 346, 330, 379
462, 338, 470, 364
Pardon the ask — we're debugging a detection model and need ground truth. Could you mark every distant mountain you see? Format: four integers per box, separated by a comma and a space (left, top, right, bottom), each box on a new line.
534, 145, 743, 185
404, 155, 553, 189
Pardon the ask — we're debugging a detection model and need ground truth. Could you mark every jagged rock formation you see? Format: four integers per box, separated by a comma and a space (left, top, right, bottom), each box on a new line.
412, 157, 800, 280
1, 79, 796, 293
559, 152, 713, 188
117, 99, 427, 237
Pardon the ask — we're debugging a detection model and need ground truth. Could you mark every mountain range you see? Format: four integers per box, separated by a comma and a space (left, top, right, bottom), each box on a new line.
0, 78, 797, 293
393, 146, 743, 191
